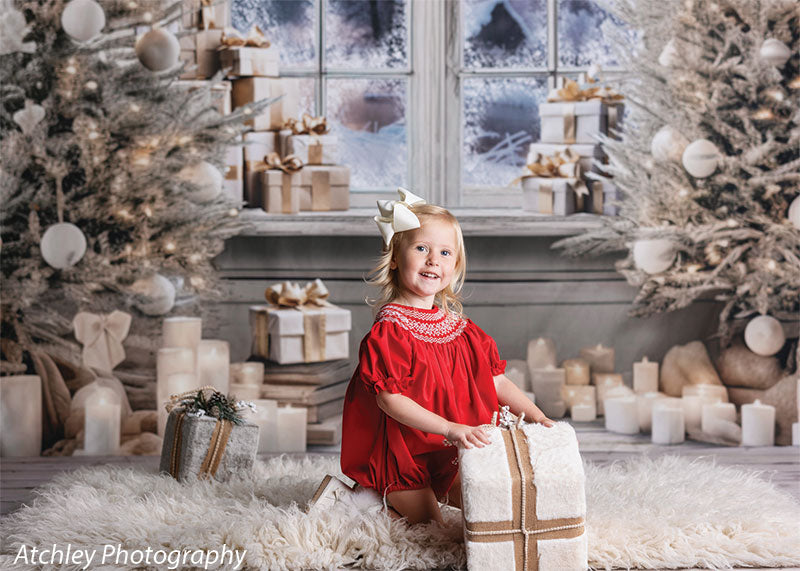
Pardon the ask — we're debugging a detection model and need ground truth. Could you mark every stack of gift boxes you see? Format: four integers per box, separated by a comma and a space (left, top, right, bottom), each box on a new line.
519, 74, 624, 216
177, 0, 350, 212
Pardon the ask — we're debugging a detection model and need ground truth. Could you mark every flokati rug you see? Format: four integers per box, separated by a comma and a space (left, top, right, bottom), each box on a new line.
2, 455, 799, 570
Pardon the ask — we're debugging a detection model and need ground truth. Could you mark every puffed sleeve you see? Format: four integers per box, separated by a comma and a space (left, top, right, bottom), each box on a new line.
469, 320, 507, 376
357, 321, 415, 395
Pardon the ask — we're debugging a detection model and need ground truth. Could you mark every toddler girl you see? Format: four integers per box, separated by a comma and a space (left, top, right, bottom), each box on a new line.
315, 189, 553, 525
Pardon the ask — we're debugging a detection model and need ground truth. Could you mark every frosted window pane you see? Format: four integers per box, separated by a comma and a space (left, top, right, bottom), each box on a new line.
558, 0, 627, 68
232, 0, 316, 69
464, 0, 547, 69
462, 77, 546, 188
327, 78, 407, 190
326, 0, 408, 69
294, 77, 316, 117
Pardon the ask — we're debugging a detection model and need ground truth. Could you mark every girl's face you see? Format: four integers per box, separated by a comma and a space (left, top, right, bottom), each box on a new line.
390, 217, 459, 309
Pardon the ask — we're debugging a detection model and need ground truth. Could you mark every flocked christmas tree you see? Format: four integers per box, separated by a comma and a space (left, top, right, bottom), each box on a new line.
556, 0, 800, 354
0, 0, 268, 363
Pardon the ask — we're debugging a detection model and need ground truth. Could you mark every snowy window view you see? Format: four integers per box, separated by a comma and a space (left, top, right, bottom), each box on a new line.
558, 0, 629, 68
463, 0, 548, 69
232, 0, 408, 191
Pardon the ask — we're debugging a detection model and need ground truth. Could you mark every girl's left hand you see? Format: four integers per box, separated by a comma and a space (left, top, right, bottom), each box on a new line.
534, 415, 555, 427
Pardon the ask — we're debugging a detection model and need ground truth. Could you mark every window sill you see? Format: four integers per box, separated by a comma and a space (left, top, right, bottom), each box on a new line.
237, 208, 604, 237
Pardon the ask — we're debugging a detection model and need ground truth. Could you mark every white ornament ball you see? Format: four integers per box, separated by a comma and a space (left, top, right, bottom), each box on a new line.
130, 273, 176, 316
61, 0, 106, 42
135, 29, 180, 72
41, 222, 87, 269
650, 125, 689, 163
788, 196, 800, 230
759, 38, 792, 67
682, 139, 720, 178
658, 39, 679, 67
744, 315, 786, 356
178, 161, 223, 202
633, 239, 675, 274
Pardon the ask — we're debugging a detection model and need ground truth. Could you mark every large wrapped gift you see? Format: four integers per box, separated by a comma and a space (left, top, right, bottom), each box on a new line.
243, 131, 285, 208
296, 165, 350, 211
260, 153, 303, 214
218, 27, 279, 77
527, 143, 608, 177
279, 114, 340, 165
232, 77, 298, 131
222, 139, 243, 203
159, 390, 258, 483
458, 414, 587, 571
540, 77, 624, 144
250, 280, 351, 364
517, 149, 587, 215
179, 30, 223, 79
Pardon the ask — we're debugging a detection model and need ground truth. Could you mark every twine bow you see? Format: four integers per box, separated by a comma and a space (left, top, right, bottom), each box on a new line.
265, 278, 330, 308
512, 148, 588, 196
220, 26, 270, 48
547, 77, 624, 104
374, 187, 427, 246
164, 385, 219, 414
263, 152, 303, 173
284, 113, 330, 136
72, 310, 132, 372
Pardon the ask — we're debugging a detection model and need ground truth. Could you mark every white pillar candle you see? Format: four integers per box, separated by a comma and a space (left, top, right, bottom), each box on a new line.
197, 340, 230, 395
504, 359, 529, 391
636, 391, 667, 432
157, 347, 197, 435
741, 399, 775, 446
579, 343, 615, 374
530, 365, 566, 418
562, 385, 596, 409
527, 338, 557, 370
593, 373, 623, 415
230, 383, 261, 401
793, 422, 799, 447
242, 399, 279, 453
604, 396, 639, 434
571, 402, 596, 422
563, 358, 590, 386
633, 356, 659, 394
230, 362, 264, 387
277, 404, 307, 452
652, 399, 685, 444
682, 393, 723, 432
0, 375, 42, 457
682, 383, 729, 402
701, 402, 736, 433
84, 386, 121, 455
162, 316, 202, 349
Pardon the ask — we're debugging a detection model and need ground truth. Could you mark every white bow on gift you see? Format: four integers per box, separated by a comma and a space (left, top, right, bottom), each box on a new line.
72, 311, 132, 372
374, 187, 427, 246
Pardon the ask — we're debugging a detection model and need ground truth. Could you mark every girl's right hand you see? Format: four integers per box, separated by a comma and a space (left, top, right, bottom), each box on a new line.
445, 423, 491, 449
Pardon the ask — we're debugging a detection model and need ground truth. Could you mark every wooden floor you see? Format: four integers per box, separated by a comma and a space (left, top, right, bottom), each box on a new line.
2, 420, 799, 570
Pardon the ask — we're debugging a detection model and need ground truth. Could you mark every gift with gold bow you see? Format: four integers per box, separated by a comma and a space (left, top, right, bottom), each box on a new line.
219, 27, 279, 77
72, 310, 132, 372
243, 131, 281, 208
231, 77, 299, 131
249, 279, 352, 364
515, 149, 588, 215
280, 114, 340, 165
261, 152, 304, 214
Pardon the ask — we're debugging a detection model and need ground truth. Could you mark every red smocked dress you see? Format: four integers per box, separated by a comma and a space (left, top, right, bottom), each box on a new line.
341, 302, 505, 499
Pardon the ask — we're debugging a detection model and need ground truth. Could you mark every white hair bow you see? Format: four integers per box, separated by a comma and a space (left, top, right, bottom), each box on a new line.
374, 188, 427, 246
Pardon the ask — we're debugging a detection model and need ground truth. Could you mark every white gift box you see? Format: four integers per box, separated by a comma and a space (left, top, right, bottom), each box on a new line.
527, 143, 608, 176
297, 165, 350, 211
583, 179, 620, 216
280, 133, 340, 165
249, 304, 351, 364
539, 100, 624, 144
521, 177, 579, 215
242, 131, 286, 208
232, 77, 298, 131
458, 422, 587, 571
220, 46, 280, 78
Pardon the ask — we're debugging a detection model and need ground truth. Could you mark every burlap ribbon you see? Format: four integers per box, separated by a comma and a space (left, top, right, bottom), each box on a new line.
72, 310, 132, 372
220, 26, 270, 47
464, 427, 585, 571
284, 114, 330, 136
264, 152, 303, 213
225, 165, 239, 181
512, 148, 588, 213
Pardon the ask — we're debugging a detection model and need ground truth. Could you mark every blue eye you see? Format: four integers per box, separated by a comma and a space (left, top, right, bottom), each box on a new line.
416, 245, 427, 252
441, 250, 451, 256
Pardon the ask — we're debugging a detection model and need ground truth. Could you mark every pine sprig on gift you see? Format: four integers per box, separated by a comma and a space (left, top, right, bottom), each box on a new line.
177, 389, 255, 425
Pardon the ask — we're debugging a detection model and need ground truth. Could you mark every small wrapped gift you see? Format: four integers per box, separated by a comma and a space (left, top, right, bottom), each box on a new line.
222, 139, 243, 203
232, 77, 298, 131
527, 143, 608, 177
458, 410, 587, 571
517, 149, 587, 215
219, 26, 279, 77
279, 114, 340, 165
250, 279, 351, 364
260, 153, 303, 214
179, 30, 223, 79
540, 77, 624, 144
296, 165, 350, 211
243, 131, 283, 208
159, 388, 259, 482
583, 179, 620, 216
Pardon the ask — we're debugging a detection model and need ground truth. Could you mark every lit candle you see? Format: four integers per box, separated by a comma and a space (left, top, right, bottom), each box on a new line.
741, 399, 775, 446
162, 316, 202, 349
230, 383, 260, 401
504, 359, 529, 391
530, 365, 566, 418
604, 397, 639, 434
571, 402, 596, 422
277, 404, 307, 452
652, 399, 685, 444
157, 347, 196, 435
197, 340, 230, 395
579, 343, 615, 374
0, 375, 42, 457
84, 386, 121, 455
230, 362, 264, 387
527, 338, 557, 371
682, 383, 728, 402
682, 392, 723, 432
563, 358, 590, 386
241, 399, 279, 453
633, 356, 659, 394
701, 402, 740, 442
562, 385, 595, 409
593, 373, 623, 415
636, 391, 667, 432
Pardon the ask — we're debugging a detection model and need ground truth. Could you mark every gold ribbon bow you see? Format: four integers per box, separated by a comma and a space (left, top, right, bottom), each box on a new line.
72, 310, 132, 372
547, 77, 624, 104
220, 26, 270, 48
264, 152, 304, 173
260, 279, 331, 362
512, 148, 586, 188
284, 113, 330, 136
264, 279, 330, 308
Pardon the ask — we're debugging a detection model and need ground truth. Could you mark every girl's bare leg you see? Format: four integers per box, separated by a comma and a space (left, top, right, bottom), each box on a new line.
387, 487, 444, 524
443, 472, 463, 510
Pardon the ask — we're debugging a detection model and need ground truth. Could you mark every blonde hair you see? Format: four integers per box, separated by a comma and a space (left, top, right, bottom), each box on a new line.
364, 203, 467, 317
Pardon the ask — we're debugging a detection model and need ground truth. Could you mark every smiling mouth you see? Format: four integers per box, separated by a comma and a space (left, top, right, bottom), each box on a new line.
420, 272, 439, 280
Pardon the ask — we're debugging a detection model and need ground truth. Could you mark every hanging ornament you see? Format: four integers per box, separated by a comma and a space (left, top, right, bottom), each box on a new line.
0, 0, 36, 54
682, 139, 720, 178
633, 239, 675, 274
744, 315, 786, 356
130, 273, 176, 315
40, 222, 87, 269
658, 39, 679, 67
178, 161, 223, 202
61, 0, 106, 43
759, 38, 791, 67
12, 100, 45, 135
788, 196, 800, 230
135, 29, 180, 72
650, 125, 689, 163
